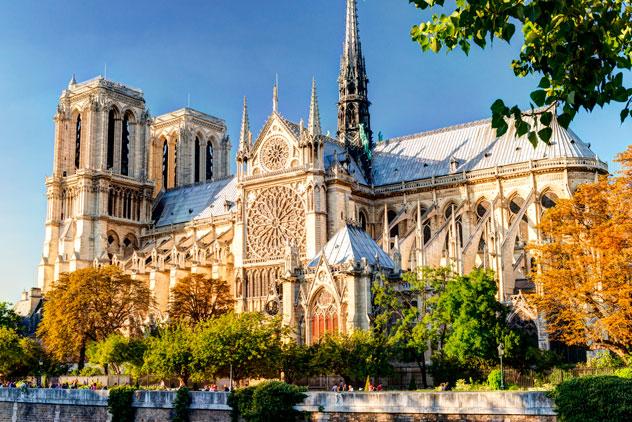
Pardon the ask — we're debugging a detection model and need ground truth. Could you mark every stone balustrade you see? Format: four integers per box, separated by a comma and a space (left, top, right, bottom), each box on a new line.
0, 388, 556, 421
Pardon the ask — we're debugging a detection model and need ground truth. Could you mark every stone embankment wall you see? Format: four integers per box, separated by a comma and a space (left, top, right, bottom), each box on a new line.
0, 389, 556, 422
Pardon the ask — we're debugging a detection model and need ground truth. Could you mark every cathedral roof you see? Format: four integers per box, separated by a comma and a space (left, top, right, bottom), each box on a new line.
371, 116, 599, 186
308, 224, 394, 269
152, 177, 237, 227
323, 139, 369, 184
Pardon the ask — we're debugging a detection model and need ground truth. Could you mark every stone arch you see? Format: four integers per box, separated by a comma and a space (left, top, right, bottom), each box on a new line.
358, 207, 369, 231
309, 287, 340, 344
120, 110, 136, 176
106, 105, 121, 171
539, 189, 559, 212
122, 233, 138, 258
475, 197, 491, 222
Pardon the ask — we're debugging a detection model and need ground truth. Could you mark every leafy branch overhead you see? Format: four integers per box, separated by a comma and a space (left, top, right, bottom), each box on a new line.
409, 0, 632, 145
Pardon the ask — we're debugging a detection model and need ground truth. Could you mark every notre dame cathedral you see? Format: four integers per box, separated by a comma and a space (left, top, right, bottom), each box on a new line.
38, 0, 606, 346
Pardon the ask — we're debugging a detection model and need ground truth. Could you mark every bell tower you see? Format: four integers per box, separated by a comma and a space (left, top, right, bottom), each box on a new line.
39, 76, 154, 291
337, 0, 372, 180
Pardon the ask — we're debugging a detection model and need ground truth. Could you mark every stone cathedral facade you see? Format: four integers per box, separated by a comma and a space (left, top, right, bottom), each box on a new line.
39, 0, 606, 346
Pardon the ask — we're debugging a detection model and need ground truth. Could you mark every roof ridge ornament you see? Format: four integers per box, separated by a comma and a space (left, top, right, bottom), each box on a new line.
272, 74, 279, 113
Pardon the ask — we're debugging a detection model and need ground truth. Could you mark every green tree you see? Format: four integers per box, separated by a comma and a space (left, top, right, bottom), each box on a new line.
280, 341, 316, 385
312, 330, 393, 387
430, 269, 520, 380
193, 313, 285, 383
37, 266, 151, 369
0, 302, 21, 331
409, 0, 632, 144
87, 333, 147, 375
143, 324, 195, 386
372, 267, 453, 388
0, 327, 25, 381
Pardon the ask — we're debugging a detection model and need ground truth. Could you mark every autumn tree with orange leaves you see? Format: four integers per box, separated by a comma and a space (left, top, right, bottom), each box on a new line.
530, 146, 632, 358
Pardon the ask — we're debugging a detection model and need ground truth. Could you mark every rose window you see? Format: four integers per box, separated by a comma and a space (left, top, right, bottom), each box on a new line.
247, 185, 305, 259
261, 137, 289, 171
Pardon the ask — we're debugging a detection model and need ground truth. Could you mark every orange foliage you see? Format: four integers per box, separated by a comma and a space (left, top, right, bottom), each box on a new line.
529, 147, 632, 357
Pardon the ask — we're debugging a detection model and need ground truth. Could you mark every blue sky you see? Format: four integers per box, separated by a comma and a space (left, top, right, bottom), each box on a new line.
0, 0, 629, 302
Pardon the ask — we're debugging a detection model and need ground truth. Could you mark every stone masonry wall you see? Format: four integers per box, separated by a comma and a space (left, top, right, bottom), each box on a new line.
0, 389, 556, 422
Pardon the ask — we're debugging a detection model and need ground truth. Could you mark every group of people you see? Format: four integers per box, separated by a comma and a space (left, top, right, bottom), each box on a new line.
200, 384, 230, 392
330, 381, 383, 392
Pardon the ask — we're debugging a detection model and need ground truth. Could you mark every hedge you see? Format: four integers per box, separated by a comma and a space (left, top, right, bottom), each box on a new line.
551, 376, 632, 422
228, 381, 307, 422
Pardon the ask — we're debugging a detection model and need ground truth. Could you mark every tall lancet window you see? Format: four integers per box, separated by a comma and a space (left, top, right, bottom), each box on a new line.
194, 137, 200, 183
173, 140, 178, 186
121, 114, 130, 176
161, 140, 168, 189
205, 141, 213, 181
107, 110, 115, 170
74, 115, 81, 169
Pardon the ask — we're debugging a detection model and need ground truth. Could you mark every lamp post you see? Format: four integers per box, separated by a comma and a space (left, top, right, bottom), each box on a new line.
497, 343, 505, 390
38, 360, 43, 388
229, 363, 233, 391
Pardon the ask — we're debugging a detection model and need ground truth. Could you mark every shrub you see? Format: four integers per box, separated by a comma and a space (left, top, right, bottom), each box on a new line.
551, 376, 632, 422
228, 381, 307, 422
172, 387, 191, 422
615, 367, 632, 379
107, 386, 136, 422
487, 369, 503, 390
408, 376, 417, 391
79, 366, 104, 376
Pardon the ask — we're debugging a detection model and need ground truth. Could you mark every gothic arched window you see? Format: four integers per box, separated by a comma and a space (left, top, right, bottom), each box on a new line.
107, 110, 115, 170
161, 140, 168, 189
423, 221, 432, 244
74, 115, 81, 169
173, 140, 178, 186
205, 141, 213, 181
121, 114, 130, 176
194, 137, 200, 183
540, 191, 558, 209
387, 209, 398, 237
358, 210, 368, 231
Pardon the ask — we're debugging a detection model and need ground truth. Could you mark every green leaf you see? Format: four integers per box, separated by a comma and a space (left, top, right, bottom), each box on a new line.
621, 108, 630, 123
538, 127, 553, 144
491, 99, 507, 115
530, 90, 546, 107
502, 23, 516, 41
540, 111, 553, 126
516, 120, 530, 137
538, 77, 551, 89
430, 37, 441, 53
528, 132, 538, 147
557, 112, 572, 129
495, 122, 509, 138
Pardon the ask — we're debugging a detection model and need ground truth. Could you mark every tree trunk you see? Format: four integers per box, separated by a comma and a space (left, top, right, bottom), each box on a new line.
417, 357, 428, 389
78, 339, 87, 370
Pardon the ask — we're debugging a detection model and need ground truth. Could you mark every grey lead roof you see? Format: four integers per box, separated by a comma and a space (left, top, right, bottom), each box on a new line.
323, 139, 369, 184
152, 177, 237, 227
371, 117, 597, 186
308, 224, 394, 269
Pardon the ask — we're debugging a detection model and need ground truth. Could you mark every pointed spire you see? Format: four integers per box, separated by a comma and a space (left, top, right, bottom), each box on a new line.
68, 73, 77, 88
239, 96, 250, 150
343, 0, 362, 63
272, 76, 279, 113
308, 78, 321, 136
